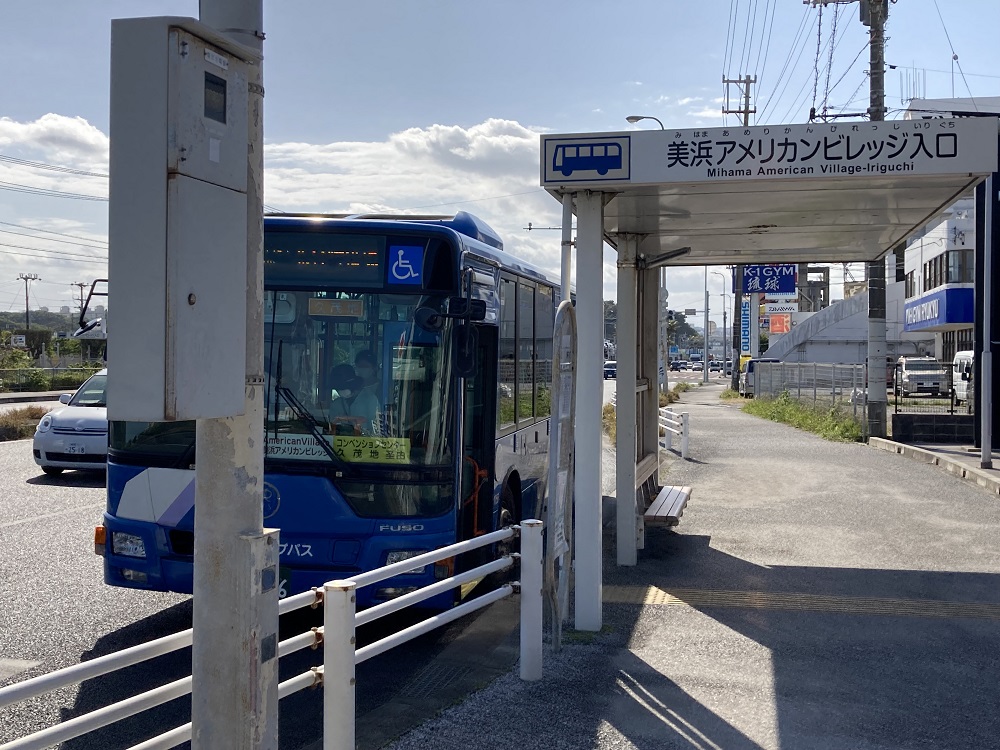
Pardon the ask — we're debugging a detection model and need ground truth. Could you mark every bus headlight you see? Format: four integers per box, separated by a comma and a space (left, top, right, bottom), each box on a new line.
112, 532, 147, 558
385, 550, 426, 574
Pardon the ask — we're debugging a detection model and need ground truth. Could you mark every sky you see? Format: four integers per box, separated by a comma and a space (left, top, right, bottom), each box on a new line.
1, 0, 998, 330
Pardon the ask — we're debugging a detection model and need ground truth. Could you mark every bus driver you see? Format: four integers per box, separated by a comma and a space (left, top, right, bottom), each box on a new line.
328, 363, 379, 435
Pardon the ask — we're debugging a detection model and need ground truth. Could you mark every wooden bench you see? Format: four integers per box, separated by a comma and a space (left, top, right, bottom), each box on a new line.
644, 485, 692, 527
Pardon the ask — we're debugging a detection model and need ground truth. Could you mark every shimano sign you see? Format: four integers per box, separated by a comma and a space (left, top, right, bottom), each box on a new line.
740, 298, 751, 354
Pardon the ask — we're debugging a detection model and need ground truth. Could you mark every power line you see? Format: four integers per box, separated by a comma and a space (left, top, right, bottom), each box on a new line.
0, 247, 107, 265
930, 0, 977, 106
0, 180, 108, 201
0, 240, 107, 261
0, 220, 108, 246
0, 227, 108, 250
0, 154, 108, 178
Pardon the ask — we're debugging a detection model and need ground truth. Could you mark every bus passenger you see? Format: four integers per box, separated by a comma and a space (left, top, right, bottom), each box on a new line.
328, 363, 379, 435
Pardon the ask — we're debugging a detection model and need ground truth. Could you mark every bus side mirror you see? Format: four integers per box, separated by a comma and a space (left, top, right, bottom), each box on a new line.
448, 297, 487, 321
455, 325, 477, 377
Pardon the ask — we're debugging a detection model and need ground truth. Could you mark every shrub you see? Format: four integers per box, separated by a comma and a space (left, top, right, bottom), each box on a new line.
0, 405, 49, 441
742, 391, 863, 442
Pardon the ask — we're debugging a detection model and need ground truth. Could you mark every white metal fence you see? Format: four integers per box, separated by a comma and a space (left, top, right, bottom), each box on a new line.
754, 362, 868, 435
658, 407, 689, 459
0, 523, 543, 750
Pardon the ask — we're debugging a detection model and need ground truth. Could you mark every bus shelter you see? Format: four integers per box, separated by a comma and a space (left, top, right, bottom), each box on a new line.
541, 118, 999, 631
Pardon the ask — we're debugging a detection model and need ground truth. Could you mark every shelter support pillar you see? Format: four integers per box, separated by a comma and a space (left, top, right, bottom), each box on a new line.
639, 267, 660, 464
574, 190, 604, 631
615, 235, 638, 566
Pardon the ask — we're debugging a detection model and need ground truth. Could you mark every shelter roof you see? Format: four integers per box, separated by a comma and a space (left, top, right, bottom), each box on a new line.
541, 118, 998, 265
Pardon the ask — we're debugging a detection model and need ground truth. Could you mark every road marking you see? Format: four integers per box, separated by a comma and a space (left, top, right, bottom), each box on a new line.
0, 659, 42, 681
0, 502, 104, 530
604, 585, 1000, 621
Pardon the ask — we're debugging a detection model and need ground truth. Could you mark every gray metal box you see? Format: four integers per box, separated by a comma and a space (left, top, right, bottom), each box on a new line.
108, 17, 256, 421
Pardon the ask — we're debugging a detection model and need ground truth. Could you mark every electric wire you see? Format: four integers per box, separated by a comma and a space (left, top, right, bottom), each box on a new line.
930, 0, 977, 108
0, 154, 108, 178
778, 10, 853, 124
750, 0, 777, 120
820, 5, 840, 116
0, 227, 107, 250
739, 0, 761, 83
0, 240, 107, 261
0, 180, 108, 201
811, 5, 823, 115
0, 220, 108, 245
0, 248, 107, 265
757, 9, 816, 123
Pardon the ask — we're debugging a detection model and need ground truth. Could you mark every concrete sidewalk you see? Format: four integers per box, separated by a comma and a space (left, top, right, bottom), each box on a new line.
385, 382, 1000, 750
870, 437, 1000, 496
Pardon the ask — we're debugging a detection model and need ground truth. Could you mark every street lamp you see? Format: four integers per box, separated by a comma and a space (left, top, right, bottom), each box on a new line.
625, 115, 665, 130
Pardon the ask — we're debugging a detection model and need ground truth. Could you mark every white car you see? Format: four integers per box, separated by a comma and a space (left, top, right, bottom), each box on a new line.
32, 369, 108, 475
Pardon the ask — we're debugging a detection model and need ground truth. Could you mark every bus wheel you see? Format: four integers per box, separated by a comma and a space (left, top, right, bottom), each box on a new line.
492, 484, 519, 587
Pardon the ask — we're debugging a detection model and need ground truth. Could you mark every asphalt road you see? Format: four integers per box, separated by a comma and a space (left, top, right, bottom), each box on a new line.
0, 439, 517, 750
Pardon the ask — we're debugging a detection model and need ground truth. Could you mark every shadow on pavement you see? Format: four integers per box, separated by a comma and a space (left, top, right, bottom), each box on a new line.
603, 529, 1000, 749
26, 470, 105, 488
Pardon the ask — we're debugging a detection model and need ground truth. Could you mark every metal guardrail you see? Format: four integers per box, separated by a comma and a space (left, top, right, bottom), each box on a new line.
658, 407, 689, 459
0, 523, 543, 750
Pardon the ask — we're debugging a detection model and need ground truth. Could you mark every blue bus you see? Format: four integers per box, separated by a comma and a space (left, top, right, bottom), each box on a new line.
97, 212, 560, 608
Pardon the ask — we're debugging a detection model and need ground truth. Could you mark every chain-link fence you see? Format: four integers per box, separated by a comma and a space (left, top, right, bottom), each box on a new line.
889, 360, 973, 415
755, 361, 868, 435
0, 366, 103, 393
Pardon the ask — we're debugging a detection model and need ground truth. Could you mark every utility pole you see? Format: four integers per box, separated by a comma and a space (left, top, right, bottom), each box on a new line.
18, 273, 39, 330
722, 76, 755, 390
865, 0, 888, 438
192, 1, 274, 748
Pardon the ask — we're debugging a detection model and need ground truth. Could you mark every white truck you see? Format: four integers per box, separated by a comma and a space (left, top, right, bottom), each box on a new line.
895, 356, 948, 397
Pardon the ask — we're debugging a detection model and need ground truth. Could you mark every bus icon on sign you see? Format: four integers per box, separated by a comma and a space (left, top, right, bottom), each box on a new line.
553, 142, 623, 176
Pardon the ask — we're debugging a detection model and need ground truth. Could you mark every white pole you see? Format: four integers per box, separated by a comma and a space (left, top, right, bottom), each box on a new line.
681, 412, 689, 459
982, 174, 994, 469
519, 520, 544, 681
561, 192, 573, 303
703, 267, 710, 383
324, 581, 357, 750
573, 191, 604, 631
192, 2, 274, 749
616, 235, 638, 567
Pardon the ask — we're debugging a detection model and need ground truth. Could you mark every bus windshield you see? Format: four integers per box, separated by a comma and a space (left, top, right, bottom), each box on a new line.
264, 289, 456, 470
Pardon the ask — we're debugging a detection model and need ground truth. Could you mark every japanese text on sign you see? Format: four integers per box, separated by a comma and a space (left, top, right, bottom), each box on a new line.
265, 433, 411, 464
664, 121, 960, 178
743, 264, 796, 294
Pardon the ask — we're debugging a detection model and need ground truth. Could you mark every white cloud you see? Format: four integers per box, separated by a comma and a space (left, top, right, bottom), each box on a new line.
677, 96, 702, 106
0, 114, 732, 307
686, 106, 722, 119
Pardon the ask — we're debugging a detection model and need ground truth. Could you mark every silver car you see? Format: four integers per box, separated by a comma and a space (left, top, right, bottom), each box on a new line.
32, 369, 108, 475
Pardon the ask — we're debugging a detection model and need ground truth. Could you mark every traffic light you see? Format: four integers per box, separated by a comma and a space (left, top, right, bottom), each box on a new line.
666, 310, 675, 321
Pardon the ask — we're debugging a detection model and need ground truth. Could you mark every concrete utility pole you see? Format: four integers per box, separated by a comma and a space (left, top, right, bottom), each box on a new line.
192, 2, 275, 749
866, 0, 888, 438
722, 77, 755, 390
18, 273, 39, 330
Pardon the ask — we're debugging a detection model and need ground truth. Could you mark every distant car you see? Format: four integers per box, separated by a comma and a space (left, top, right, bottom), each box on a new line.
669, 360, 685, 372
32, 369, 108, 475
604, 360, 617, 379
895, 356, 947, 397
708, 361, 722, 372
691, 361, 704, 372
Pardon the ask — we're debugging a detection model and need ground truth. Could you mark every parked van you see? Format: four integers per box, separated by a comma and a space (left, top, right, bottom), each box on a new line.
952, 350, 974, 405
738, 357, 780, 398
895, 356, 948, 397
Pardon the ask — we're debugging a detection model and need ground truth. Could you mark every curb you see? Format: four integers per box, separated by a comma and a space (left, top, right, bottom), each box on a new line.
0, 392, 66, 405
868, 437, 1000, 496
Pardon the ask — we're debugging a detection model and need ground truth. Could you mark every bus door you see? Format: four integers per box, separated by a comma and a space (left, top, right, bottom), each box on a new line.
459, 324, 498, 552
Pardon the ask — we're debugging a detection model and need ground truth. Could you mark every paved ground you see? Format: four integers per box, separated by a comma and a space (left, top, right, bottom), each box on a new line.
387, 382, 1000, 750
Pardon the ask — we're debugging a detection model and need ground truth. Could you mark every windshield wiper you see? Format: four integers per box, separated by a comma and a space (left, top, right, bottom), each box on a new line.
270, 341, 353, 475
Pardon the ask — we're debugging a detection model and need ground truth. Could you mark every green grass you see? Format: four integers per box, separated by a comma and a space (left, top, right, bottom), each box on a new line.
605, 382, 692, 442
741, 391, 864, 442
719, 387, 742, 400
0, 405, 49, 442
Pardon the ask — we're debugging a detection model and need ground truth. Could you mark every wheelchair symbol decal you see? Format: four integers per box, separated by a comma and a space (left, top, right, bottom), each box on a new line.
388, 245, 423, 286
